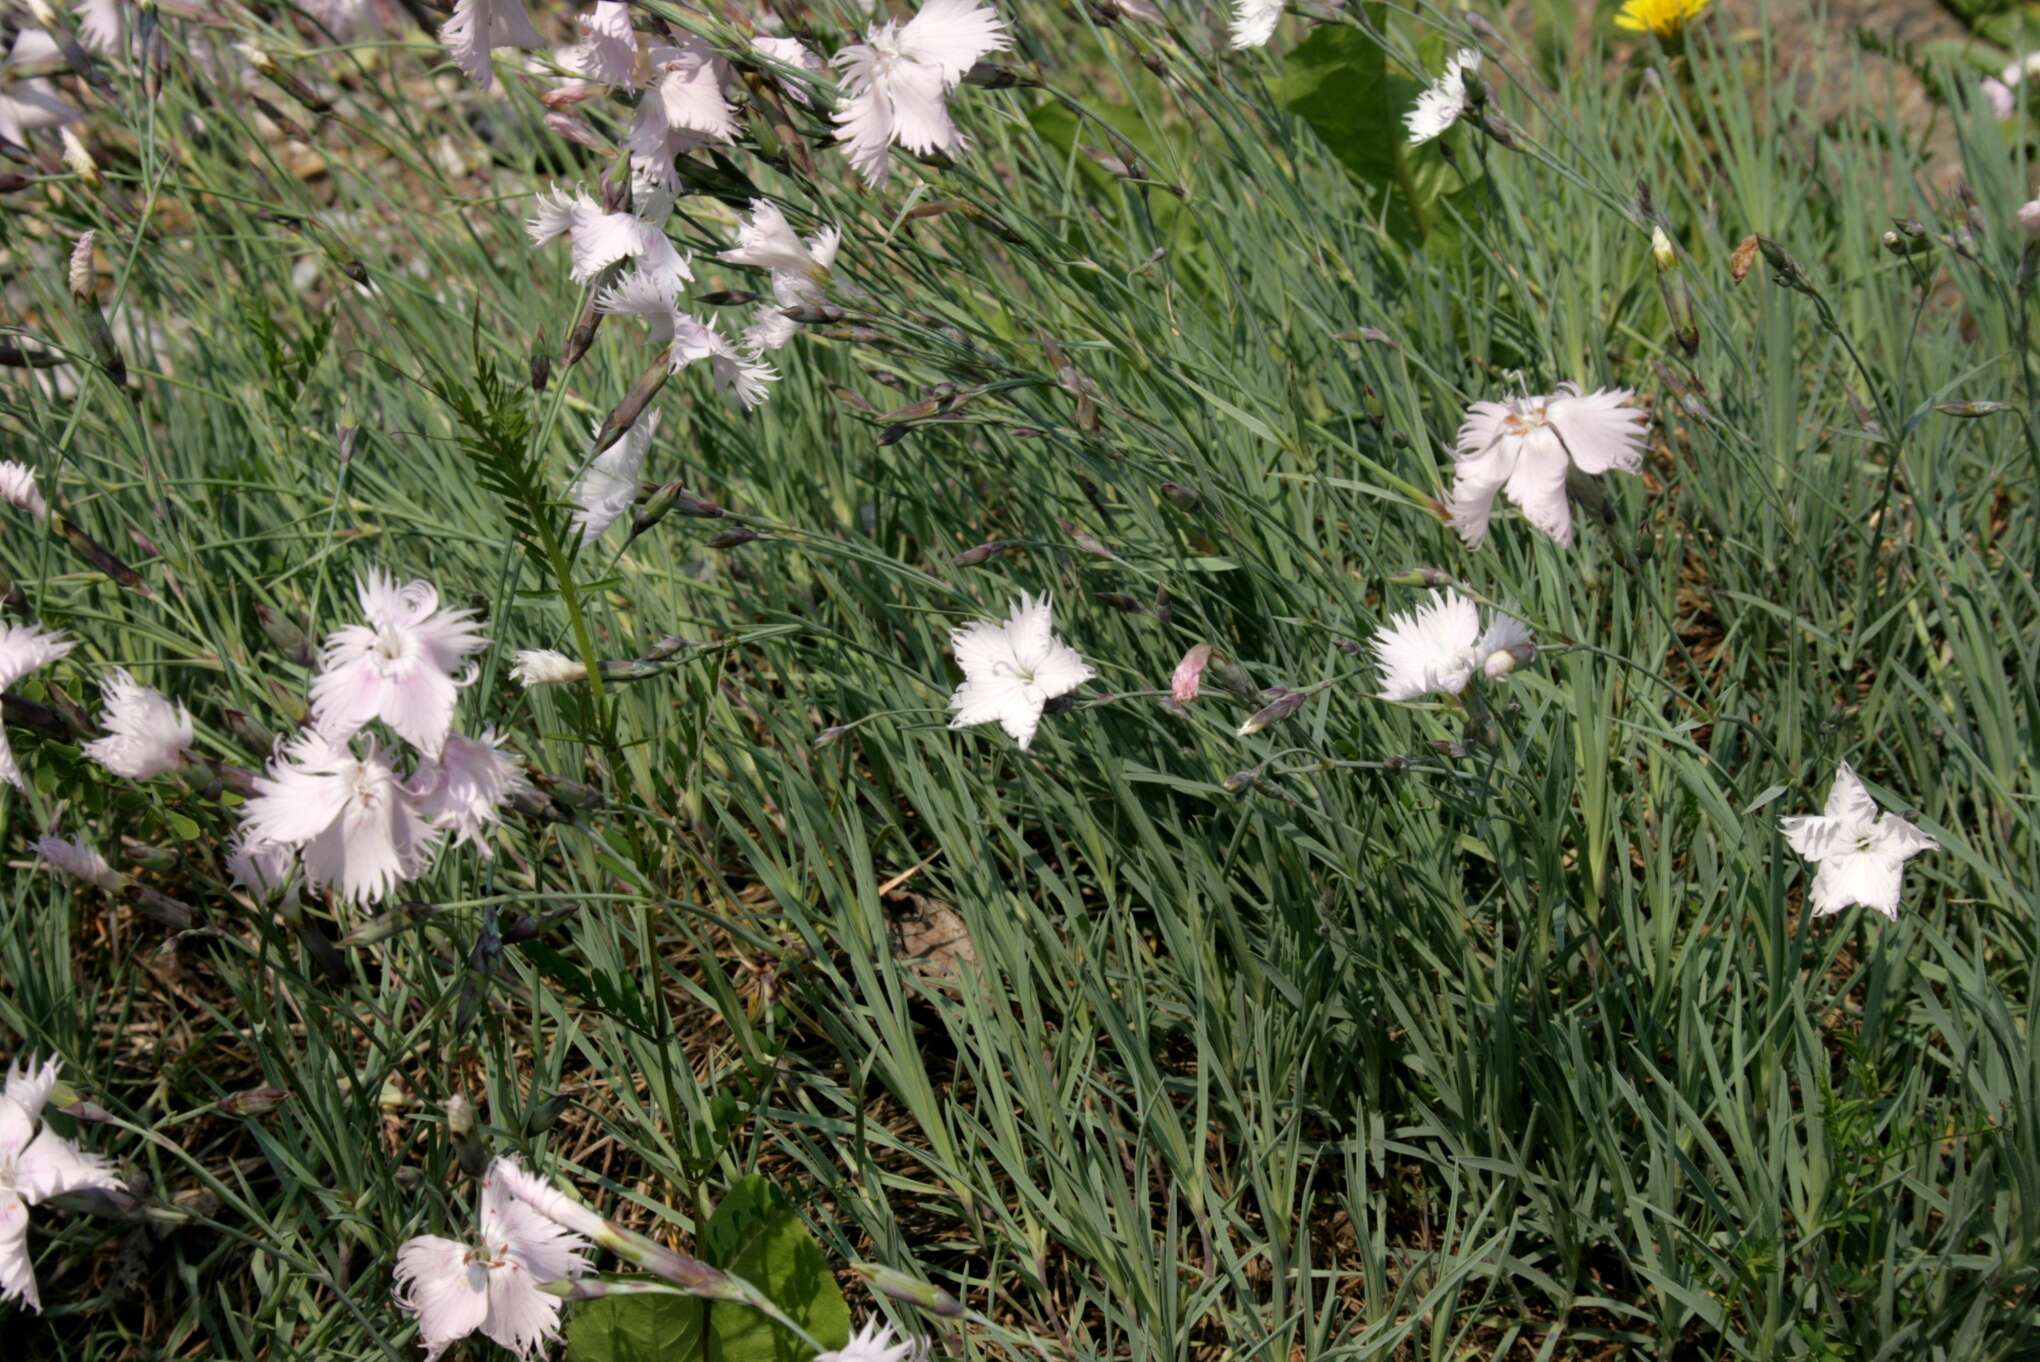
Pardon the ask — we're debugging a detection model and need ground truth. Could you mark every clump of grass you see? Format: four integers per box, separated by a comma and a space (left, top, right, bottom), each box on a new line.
1, 1, 2037, 1358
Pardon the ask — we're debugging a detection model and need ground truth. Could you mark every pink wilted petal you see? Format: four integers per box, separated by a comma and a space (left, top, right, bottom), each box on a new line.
1171, 643, 1213, 705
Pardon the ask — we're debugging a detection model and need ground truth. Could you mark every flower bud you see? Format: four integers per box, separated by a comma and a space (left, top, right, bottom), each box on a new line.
953, 540, 1013, 567
447, 1093, 488, 1176
707, 526, 761, 550
67, 231, 95, 303
1933, 400, 2012, 418
524, 1092, 574, 1135
813, 724, 849, 750
218, 1086, 289, 1117
1237, 688, 1305, 737
629, 481, 691, 540
2020, 200, 2040, 237
1059, 520, 1115, 559
338, 901, 438, 947
1222, 769, 1261, 795
1388, 566, 1454, 588
1755, 236, 1811, 290
255, 604, 315, 666
1158, 481, 1200, 512
222, 708, 276, 754
851, 1263, 965, 1319
1881, 229, 1931, 258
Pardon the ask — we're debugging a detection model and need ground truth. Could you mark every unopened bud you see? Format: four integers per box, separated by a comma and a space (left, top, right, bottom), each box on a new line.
953, 540, 1013, 567
1933, 400, 2012, 418
222, 708, 276, 754
2020, 200, 2040, 237
525, 1092, 574, 1135
1237, 688, 1305, 737
1389, 566, 1454, 588
696, 290, 759, 307
336, 424, 360, 465
1483, 642, 1534, 680
543, 110, 605, 150
782, 303, 846, 324
962, 61, 1024, 88
1478, 106, 1517, 149
615, 478, 674, 537
851, 1263, 965, 1318
119, 839, 178, 872
218, 1086, 289, 1117
1159, 481, 1200, 512
707, 526, 760, 550
814, 724, 849, 750
1059, 520, 1115, 559
1222, 768, 1261, 795
338, 901, 437, 947
256, 604, 315, 666
1882, 229, 1931, 258
591, 354, 674, 457
1755, 236, 1811, 289
530, 347, 551, 395
446, 1093, 487, 1176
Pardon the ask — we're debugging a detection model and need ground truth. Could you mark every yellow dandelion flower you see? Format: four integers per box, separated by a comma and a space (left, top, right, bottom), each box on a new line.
1614, 0, 1709, 40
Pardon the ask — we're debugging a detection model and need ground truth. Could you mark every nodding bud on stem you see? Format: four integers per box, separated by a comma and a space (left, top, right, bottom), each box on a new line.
707, 526, 760, 550
1933, 400, 2013, 418
1237, 688, 1306, 737
851, 1264, 965, 1319
813, 724, 849, 750
1223, 768, 1262, 795
1159, 480, 1200, 511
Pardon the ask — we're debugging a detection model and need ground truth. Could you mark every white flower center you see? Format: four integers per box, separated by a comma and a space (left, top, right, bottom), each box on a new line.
347, 763, 385, 810
1500, 403, 1551, 436
370, 625, 414, 670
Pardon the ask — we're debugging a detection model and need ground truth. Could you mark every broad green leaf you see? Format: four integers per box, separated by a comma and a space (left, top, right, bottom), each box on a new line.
565, 1292, 705, 1362
1276, 18, 1479, 246
703, 1175, 851, 1362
